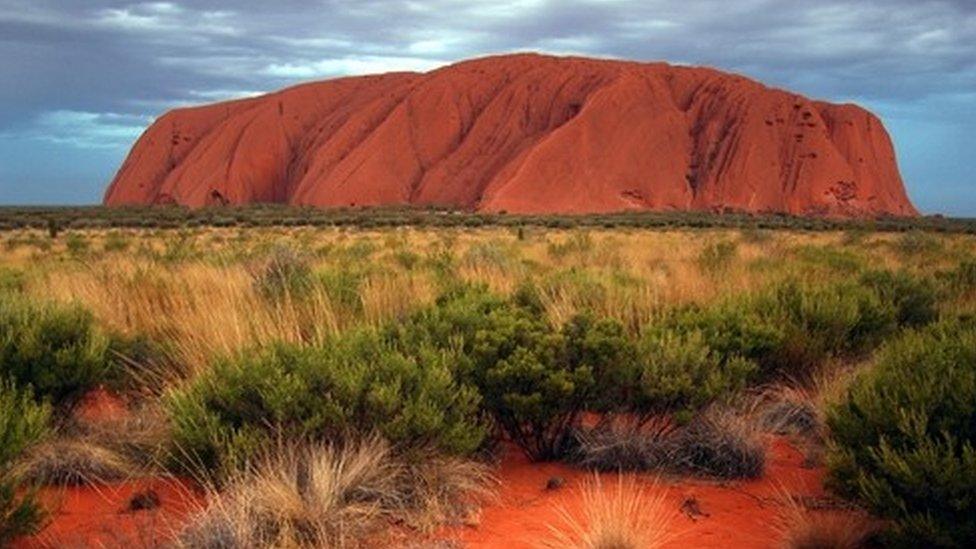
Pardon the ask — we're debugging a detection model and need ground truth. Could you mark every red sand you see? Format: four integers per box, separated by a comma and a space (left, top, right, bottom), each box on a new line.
72, 387, 128, 424
17, 389, 828, 546
104, 53, 916, 218
12, 478, 203, 548
16, 437, 823, 548
451, 437, 823, 548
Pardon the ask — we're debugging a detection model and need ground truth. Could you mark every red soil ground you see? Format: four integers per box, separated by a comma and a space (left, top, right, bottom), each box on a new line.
15, 391, 827, 547
12, 478, 203, 549
104, 53, 916, 218
12, 390, 205, 548
449, 437, 822, 548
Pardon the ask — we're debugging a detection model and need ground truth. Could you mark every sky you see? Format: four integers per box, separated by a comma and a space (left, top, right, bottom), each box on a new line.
0, 1, 974, 215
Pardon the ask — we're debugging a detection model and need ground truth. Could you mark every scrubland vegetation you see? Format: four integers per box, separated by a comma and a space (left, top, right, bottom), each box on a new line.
1, 212, 975, 547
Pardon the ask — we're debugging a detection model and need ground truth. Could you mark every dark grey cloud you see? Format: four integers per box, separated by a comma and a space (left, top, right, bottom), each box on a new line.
1, 0, 974, 213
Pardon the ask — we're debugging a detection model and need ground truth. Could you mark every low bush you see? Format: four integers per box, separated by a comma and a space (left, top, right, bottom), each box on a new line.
252, 245, 314, 301
460, 311, 596, 461
166, 331, 487, 477
793, 245, 866, 274
64, 233, 89, 256
894, 230, 942, 256
570, 408, 765, 481
697, 240, 737, 273
859, 269, 938, 328
0, 294, 112, 407
944, 259, 976, 294
632, 329, 755, 423
757, 280, 896, 375
0, 267, 24, 294
757, 390, 819, 437
317, 268, 365, 313
661, 277, 904, 380
547, 231, 594, 260
0, 380, 51, 545
394, 286, 635, 461
656, 301, 785, 379
102, 231, 130, 253
827, 321, 976, 546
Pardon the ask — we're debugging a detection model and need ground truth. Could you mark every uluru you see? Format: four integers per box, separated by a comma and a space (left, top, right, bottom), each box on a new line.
103, 53, 917, 217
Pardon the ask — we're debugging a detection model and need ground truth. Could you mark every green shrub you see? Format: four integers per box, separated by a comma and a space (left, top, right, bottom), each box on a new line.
562, 314, 639, 413
697, 240, 738, 273
944, 259, 976, 294
859, 269, 938, 328
793, 245, 866, 274
252, 246, 314, 300
755, 280, 896, 377
632, 329, 756, 423
474, 313, 639, 460
0, 268, 24, 294
316, 268, 365, 313
547, 231, 593, 259
391, 249, 421, 270
0, 295, 111, 406
390, 284, 511, 356
655, 302, 785, 378
658, 279, 897, 380
166, 331, 486, 478
894, 230, 942, 256
102, 231, 130, 253
538, 268, 608, 312
394, 286, 634, 461
827, 321, 976, 546
463, 241, 516, 270
64, 233, 89, 256
0, 380, 51, 544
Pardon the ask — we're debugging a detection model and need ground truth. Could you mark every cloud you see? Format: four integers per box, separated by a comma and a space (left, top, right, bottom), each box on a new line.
0, 110, 152, 149
92, 2, 238, 35
264, 55, 448, 78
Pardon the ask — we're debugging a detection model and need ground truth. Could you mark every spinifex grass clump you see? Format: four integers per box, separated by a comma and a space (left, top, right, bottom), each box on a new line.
167, 329, 487, 478
175, 437, 493, 548
774, 490, 879, 549
663, 407, 766, 479
0, 380, 51, 545
827, 320, 976, 546
539, 475, 675, 549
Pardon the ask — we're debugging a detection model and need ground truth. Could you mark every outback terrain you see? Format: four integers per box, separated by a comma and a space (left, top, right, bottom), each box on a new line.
1, 210, 974, 547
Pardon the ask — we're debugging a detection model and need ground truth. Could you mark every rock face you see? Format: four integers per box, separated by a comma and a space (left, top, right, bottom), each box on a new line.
104, 53, 917, 217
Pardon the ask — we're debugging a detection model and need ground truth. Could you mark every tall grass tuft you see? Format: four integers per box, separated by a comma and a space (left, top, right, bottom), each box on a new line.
175, 437, 493, 548
538, 475, 674, 549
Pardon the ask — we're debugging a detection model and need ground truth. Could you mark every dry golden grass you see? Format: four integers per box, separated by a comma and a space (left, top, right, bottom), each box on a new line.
13, 438, 137, 486
774, 491, 879, 549
538, 475, 675, 549
4, 225, 972, 380
175, 436, 494, 548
